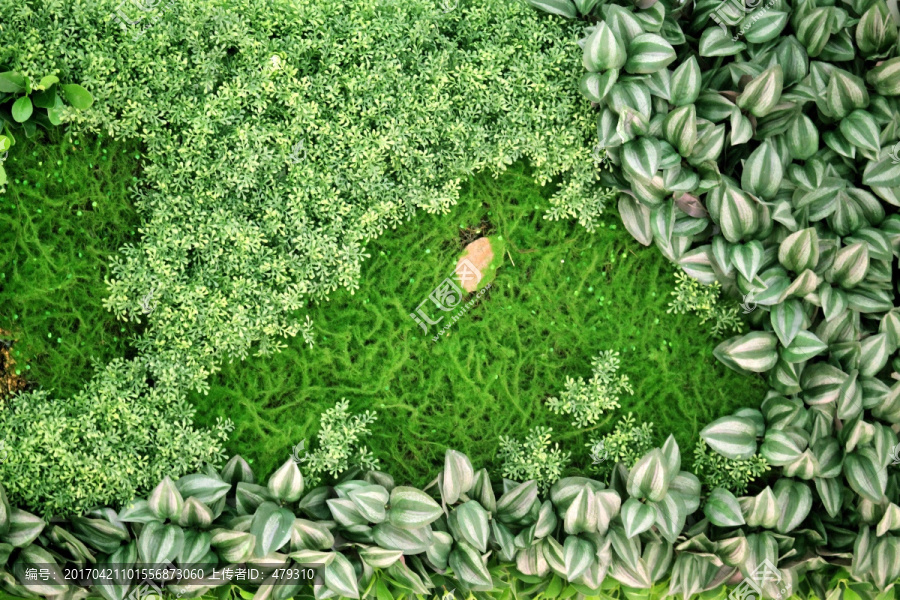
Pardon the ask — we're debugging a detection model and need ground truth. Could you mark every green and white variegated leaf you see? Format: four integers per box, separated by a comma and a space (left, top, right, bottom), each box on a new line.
668, 471, 701, 514
268, 459, 305, 503
564, 535, 596, 581
730, 106, 753, 146
516, 543, 550, 579
857, 1, 899, 56
782, 449, 819, 480
564, 488, 598, 535
700, 415, 758, 460
661, 435, 681, 476
388, 487, 442, 530
250, 502, 294, 557
148, 477, 183, 522
348, 485, 389, 523
534, 500, 557, 539
742, 140, 783, 199
782, 330, 828, 363
811, 437, 842, 478
13, 546, 67, 597
619, 194, 654, 246
744, 10, 789, 43
175, 474, 231, 505
668, 553, 713, 600
736, 66, 783, 117
864, 153, 900, 188
450, 541, 492, 590
715, 185, 759, 243
716, 535, 749, 567
596, 489, 623, 535
323, 552, 359, 599
326, 498, 368, 528
860, 333, 891, 377
741, 487, 779, 529
679, 246, 718, 285
699, 27, 747, 56
770, 300, 805, 347
573, 0, 601, 15
730, 241, 764, 282
442, 449, 475, 505
778, 227, 819, 273
670, 57, 701, 107
872, 537, 900, 589
291, 519, 334, 551
819, 284, 848, 321
827, 69, 870, 119
211, 529, 256, 563
525, 0, 577, 19
372, 522, 433, 554
138, 522, 184, 565
579, 70, 618, 103
358, 547, 403, 569
843, 447, 887, 502
773, 479, 812, 533
497, 480, 538, 523
880, 309, 900, 348
643, 539, 674, 583
471, 468, 496, 513
663, 105, 697, 156
760, 429, 806, 466
815, 476, 843, 518
2, 509, 45, 548
454, 501, 490, 553
653, 491, 686, 543
690, 122, 726, 166
744, 532, 779, 582
70, 515, 129, 554
704, 488, 745, 527
178, 497, 213, 529
714, 332, 779, 374
867, 57, 900, 96
840, 110, 881, 154
549, 477, 605, 511
609, 525, 641, 571
877, 503, 900, 536
541, 535, 566, 578
625, 34, 676, 74
583, 21, 626, 72
426, 530, 454, 569
627, 449, 670, 502
621, 498, 657, 538
220, 455, 255, 486
623, 137, 661, 183
786, 113, 819, 160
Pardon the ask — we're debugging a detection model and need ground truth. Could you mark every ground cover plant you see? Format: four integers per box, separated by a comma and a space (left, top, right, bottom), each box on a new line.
0, 130, 142, 398
3, 0, 900, 595
190, 164, 764, 486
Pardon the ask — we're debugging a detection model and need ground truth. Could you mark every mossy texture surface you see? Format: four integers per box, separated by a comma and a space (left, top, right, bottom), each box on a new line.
0, 132, 142, 398
191, 162, 768, 486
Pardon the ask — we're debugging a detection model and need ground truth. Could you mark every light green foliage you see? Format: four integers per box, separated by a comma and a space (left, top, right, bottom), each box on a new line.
667, 271, 744, 337
297, 400, 379, 487
0, 359, 232, 517
546, 350, 633, 427
587, 412, 655, 476
692, 439, 770, 495
498, 426, 571, 492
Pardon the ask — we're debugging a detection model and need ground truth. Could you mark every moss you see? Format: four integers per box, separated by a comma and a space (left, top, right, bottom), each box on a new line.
190, 161, 768, 486
0, 130, 142, 398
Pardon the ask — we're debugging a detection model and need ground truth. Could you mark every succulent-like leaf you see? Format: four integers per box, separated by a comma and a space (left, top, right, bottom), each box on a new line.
621, 498, 656, 538
736, 66, 783, 117
583, 22, 626, 72
388, 487, 442, 530
625, 34, 676, 74
704, 488, 745, 527
454, 501, 490, 553
778, 227, 819, 273
627, 449, 670, 501
714, 332, 778, 374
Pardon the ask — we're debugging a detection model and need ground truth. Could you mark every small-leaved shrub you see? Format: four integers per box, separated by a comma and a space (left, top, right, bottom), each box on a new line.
498, 426, 571, 492
546, 350, 633, 427
296, 399, 379, 488
667, 270, 744, 336
691, 438, 770, 495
